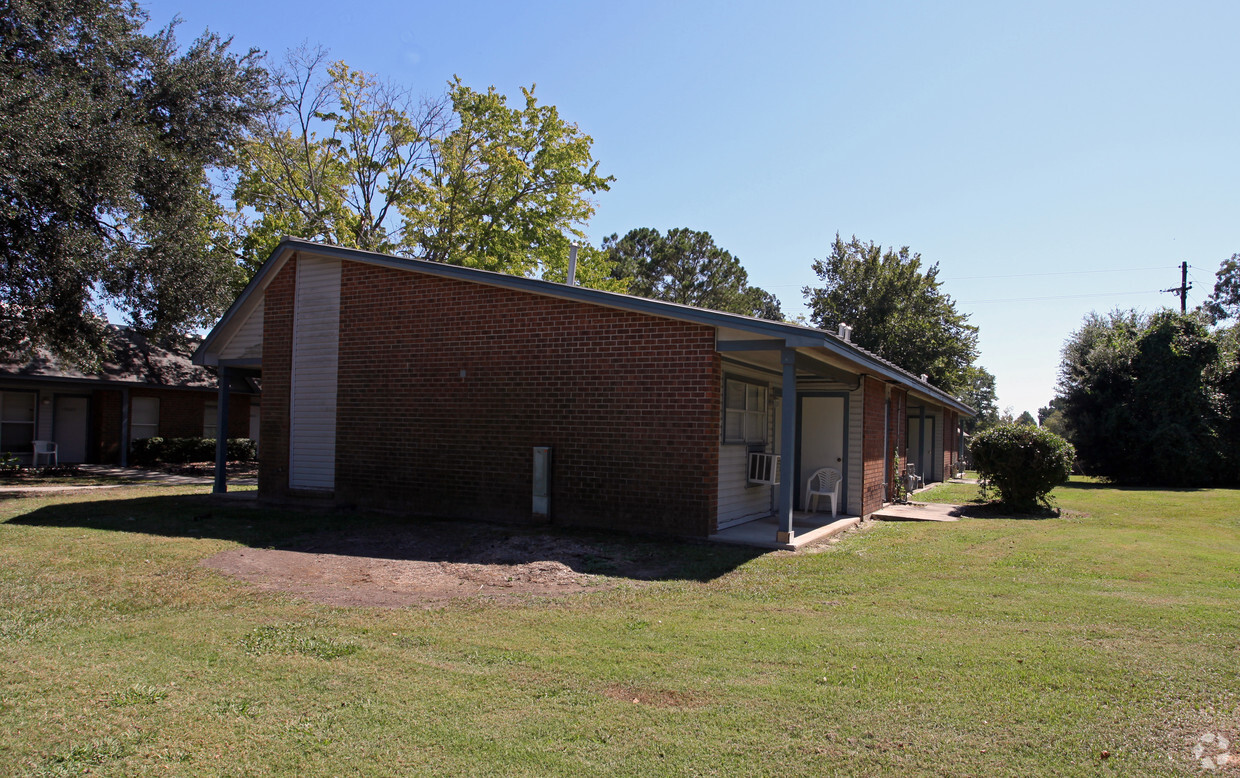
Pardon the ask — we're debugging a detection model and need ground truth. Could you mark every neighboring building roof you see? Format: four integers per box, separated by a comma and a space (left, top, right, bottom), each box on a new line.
198, 237, 972, 415
0, 325, 256, 393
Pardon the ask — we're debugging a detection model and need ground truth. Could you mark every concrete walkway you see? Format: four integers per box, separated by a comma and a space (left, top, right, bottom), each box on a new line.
0, 465, 256, 495
710, 512, 861, 550
870, 502, 961, 522
80, 464, 258, 487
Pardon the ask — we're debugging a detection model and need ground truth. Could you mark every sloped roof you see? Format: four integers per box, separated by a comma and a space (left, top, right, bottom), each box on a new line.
0, 325, 255, 392
198, 238, 971, 415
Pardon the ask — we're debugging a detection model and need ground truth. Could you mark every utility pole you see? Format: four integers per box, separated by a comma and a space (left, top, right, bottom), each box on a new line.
1161, 261, 1192, 313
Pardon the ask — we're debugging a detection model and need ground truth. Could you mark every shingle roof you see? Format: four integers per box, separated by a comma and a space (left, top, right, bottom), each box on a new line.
0, 325, 255, 392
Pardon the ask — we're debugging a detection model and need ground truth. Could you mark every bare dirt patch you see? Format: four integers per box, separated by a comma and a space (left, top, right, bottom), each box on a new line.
202, 519, 755, 608
601, 684, 708, 708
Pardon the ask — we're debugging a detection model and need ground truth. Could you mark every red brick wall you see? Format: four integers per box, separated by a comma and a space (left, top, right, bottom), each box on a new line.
93, 389, 122, 463
332, 262, 721, 536
90, 387, 251, 463
128, 388, 248, 439
259, 255, 297, 496
860, 376, 887, 516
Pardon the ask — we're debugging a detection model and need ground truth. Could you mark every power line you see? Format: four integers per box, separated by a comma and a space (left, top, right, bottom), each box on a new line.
944, 266, 1170, 281
961, 289, 1165, 304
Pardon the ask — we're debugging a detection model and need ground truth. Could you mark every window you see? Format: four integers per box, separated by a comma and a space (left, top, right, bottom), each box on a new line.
203, 402, 217, 439
724, 379, 768, 444
0, 391, 36, 453
131, 397, 159, 440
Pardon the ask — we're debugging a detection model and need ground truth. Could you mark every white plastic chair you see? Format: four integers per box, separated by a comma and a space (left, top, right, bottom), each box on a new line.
805, 467, 842, 517
32, 440, 58, 467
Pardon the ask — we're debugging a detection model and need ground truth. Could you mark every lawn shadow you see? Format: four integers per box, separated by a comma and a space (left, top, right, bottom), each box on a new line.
1057, 480, 1209, 493
950, 502, 1066, 521
6, 492, 763, 584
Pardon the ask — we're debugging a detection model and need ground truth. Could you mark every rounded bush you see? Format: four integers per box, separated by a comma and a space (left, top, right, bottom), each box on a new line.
970, 424, 1074, 511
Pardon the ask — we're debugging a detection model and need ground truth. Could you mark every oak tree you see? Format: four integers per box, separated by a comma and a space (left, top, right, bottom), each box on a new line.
1, 0, 268, 364
603, 227, 783, 320
802, 234, 978, 390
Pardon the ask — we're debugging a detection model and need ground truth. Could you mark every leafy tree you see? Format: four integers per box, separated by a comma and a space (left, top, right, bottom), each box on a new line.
603, 228, 782, 319
1015, 410, 1037, 427
403, 78, 613, 277
234, 47, 445, 263
0, 0, 269, 364
803, 234, 978, 389
1204, 253, 1240, 323
1056, 309, 1231, 485
237, 53, 613, 281
1037, 397, 1070, 439
959, 365, 1000, 433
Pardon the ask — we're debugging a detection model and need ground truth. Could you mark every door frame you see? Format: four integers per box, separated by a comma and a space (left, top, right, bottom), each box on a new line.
794, 391, 849, 511
52, 392, 92, 464
907, 412, 937, 481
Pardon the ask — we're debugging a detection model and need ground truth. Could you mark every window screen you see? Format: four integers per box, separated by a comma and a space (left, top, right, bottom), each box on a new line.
203, 402, 217, 439
0, 392, 36, 453
724, 379, 768, 444
131, 397, 159, 440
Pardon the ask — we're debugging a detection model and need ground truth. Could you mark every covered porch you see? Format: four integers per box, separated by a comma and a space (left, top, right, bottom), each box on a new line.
711, 510, 861, 550
716, 329, 868, 546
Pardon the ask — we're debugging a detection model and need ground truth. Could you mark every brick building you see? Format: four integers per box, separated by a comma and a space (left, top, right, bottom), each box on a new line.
196, 239, 972, 545
0, 326, 258, 465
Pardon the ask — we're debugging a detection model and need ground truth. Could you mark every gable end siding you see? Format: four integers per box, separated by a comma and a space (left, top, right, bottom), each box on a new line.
333, 261, 721, 536
288, 257, 342, 491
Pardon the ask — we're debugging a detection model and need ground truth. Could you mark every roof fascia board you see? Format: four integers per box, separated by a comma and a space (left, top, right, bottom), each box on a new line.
198, 238, 975, 415
193, 243, 296, 365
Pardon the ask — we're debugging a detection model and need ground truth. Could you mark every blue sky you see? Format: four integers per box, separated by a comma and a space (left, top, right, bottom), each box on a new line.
144, 0, 1240, 416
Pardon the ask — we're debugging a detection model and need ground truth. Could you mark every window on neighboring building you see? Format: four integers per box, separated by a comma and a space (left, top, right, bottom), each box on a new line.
0, 391, 36, 453
203, 401, 217, 439
724, 379, 768, 444
131, 397, 159, 440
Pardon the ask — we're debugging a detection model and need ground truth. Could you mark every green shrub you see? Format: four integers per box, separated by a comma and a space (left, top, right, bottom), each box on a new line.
970, 424, 1074, 512
130, 436, 257, 465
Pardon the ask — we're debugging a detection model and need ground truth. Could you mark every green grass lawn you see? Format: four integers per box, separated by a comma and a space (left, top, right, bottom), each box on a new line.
1, 481, 1237, 776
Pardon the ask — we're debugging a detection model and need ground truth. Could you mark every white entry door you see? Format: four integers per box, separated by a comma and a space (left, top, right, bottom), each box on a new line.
54, 395, 90, 463
799, 395, 846, 509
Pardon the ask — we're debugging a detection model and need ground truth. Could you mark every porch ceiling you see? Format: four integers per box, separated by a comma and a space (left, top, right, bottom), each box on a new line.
717, 342, 860, 384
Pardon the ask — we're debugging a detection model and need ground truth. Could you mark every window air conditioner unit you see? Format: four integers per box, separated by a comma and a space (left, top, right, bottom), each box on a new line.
747, 452, 781, 485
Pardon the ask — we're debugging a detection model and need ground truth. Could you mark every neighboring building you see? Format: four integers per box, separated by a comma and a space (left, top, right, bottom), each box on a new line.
0, 326, 259, 464
196, 238, 972, 544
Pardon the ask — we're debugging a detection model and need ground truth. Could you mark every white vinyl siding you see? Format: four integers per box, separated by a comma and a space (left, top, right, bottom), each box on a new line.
288, 256, 341, 492
717, 445, 774, 529
131, 397, 159, 440
217, 299, 265, 361
717, 374, 777, 530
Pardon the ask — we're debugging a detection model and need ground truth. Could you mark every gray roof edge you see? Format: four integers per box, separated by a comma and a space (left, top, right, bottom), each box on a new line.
199, 238, 974, 416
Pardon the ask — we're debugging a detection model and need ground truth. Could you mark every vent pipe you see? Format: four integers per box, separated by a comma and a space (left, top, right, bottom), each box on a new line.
837, 322, 852, 342
567, 243, 578, 286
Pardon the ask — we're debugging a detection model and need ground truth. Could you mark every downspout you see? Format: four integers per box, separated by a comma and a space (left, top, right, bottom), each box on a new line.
213, 366, 231, 494
882, 388, 890, 503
